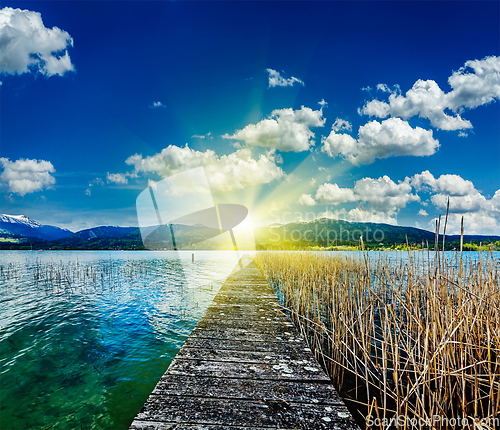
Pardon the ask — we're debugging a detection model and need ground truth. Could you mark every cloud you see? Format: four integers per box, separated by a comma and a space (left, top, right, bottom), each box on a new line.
431, 189, 500, 235
411, 170, 500, 233
318, 99, 328, 107
310, 175, 419, 213
85, 177, 104, 195
90, 177, 104, 186
266, 68, 305, 88
298, 193, 316, 206
360, 80, 472, 130
0, 157, 55, 196
431, 193, 487, 213
126, 144, 285, 194
107, 172, 129, 185
430, 211, 499, 236
376, 83, 400, 94
322, 117, 439, 165
315, 183, 356, 205
447, 56, 500, 110
331, 118, 352, 132
353, 175, 419, 211
411, 170, 476, 196
223, 106, 325, 152
0, 7, 75, 76
359, 56, 500, 130
149, 101, 165, 109
304, 169, 499, 234
192, 132, 212, 139
418, 209, 428, 216
319, 208, 398, 225
359, 99, 390, 118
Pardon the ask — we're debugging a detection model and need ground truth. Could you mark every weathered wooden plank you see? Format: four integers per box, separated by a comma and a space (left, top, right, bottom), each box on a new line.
133, 396, 358, 429
194, 319, 292, 332
202, 308, 287, 322
165, 357, 330, 381
152, 375, 344, 405
182, 337, 313, 354
129, 255, 359, 429
130, 421, 293, 429
175, 346, 318, 365
189, 326, 304, 342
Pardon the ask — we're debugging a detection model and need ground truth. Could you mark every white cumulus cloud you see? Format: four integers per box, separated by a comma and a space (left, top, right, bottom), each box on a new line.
223, 106, 325, 152
311, 175, 419, 213
0, 7, 75, 76
322, 117, 439, 165
411, 170, 476, 196
298, 193, 317, 206
436, 188, 500, 234
353, 175, 419, 211
431, 193, 487, 213
266, 69, 305, 88
0, 157, 55, 196
331, 118, 352, 132
447, 56, 500, 110
107, 172, 129, 185
315, 183, 356, 205
359, 56, 500, 131
411, 170, 500, 234
126, 144, 285, 194
430, 211, 499, 236
304, 169, 499, 234
319, 208, 398, 225
418, 209, 428, 216
376, 83, 400, 94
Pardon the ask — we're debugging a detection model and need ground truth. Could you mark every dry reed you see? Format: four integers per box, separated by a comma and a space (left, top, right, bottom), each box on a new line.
255, 250, 500, 429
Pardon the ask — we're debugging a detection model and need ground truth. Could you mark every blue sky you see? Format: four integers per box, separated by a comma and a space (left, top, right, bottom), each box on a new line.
1, 1, 499, 235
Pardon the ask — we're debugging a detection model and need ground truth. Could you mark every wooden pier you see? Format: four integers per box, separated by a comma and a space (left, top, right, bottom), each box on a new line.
129, 255, 359, 429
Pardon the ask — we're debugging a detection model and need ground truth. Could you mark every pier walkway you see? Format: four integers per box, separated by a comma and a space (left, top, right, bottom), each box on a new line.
129, 255, 359, 429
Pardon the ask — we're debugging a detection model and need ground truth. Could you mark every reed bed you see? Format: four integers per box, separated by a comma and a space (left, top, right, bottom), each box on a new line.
255, 251, 500, 429
0, 258, 154, 291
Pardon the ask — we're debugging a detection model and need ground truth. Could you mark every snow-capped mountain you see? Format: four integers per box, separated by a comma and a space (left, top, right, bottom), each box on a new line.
0, 214, 73, 240
0, 214, 41, 228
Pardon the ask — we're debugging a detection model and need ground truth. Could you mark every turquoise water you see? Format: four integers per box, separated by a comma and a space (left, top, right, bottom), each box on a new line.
1, 249, 497, 430
0, 250, 243, 430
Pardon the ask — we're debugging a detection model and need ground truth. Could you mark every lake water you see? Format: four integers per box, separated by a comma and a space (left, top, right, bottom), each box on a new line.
324, 250, 500, 273
0, 250, 243, 430
1, 249, 498, 430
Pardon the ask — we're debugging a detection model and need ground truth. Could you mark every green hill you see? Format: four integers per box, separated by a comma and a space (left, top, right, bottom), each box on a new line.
254, 218, 500, 250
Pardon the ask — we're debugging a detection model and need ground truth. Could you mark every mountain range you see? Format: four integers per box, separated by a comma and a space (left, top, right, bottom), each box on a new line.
0, 214, 72, 240
0, 214, 498, 251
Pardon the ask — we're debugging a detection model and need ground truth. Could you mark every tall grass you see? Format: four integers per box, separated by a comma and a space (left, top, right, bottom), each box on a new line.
0, 258, 154, 291
255, 250, 500, 428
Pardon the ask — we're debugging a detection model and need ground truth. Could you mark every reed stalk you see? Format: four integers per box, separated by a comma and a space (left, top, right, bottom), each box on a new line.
255, 250, 500, 429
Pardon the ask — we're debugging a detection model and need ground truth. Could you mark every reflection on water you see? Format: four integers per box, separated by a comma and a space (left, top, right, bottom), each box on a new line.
0, 250, 241, 430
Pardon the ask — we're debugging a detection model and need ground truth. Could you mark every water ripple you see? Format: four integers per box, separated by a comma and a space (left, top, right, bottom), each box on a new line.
0, 250, 241, 430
